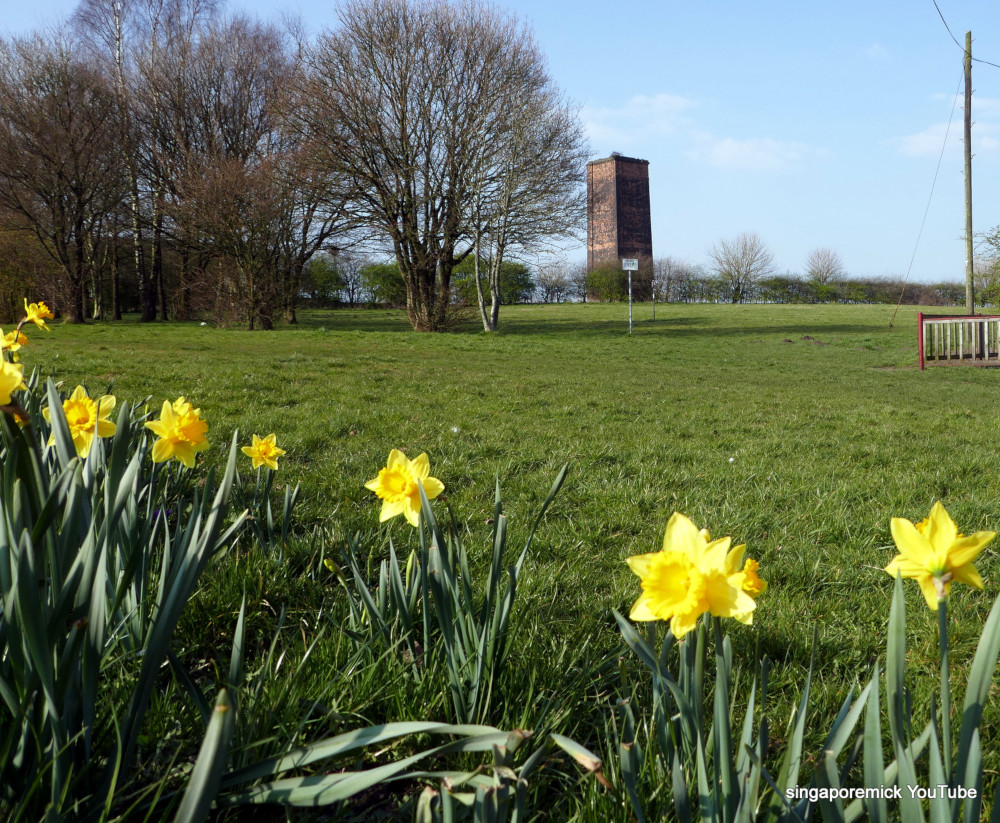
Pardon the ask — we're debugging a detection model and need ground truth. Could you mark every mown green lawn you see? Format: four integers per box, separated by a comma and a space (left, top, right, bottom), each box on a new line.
23, 301, 1000, 817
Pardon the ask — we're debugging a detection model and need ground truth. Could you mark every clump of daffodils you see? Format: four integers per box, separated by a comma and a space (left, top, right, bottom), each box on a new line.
626, 512, 766, 638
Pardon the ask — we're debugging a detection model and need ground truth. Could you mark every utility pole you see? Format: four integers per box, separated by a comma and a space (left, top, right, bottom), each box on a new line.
965, 30, 975, 315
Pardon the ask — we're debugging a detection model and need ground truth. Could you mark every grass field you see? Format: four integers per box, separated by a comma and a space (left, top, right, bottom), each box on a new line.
21, 301, 1000, 817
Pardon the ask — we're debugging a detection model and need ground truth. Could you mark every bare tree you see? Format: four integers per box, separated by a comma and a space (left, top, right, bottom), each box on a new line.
805, 247, 844, 284
466, 90, 587, 330
707, 232, 775, 304
304, 0, 580, 332
74, 0, 222, 321
0, 35, 124, 322
535, 260, 570, 303
568, 262, 589, 303
161, 17, 346, 329
335, 252, 368, 307
653, 256, 692, 303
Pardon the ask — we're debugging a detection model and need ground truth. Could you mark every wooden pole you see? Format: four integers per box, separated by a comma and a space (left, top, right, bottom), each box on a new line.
965, 30, 975, 315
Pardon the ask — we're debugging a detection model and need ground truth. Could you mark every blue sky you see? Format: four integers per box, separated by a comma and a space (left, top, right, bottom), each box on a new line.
8, 0, 1000, 282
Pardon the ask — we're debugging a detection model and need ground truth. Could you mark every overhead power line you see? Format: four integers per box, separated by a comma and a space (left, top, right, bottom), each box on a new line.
889, 69, 963, 327
931, 0, 1000, 70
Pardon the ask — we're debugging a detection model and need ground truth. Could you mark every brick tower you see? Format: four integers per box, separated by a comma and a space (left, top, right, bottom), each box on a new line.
586, 154, 652, 273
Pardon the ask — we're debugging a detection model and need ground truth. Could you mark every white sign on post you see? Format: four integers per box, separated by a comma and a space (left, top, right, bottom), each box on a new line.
622, 259, 637, 333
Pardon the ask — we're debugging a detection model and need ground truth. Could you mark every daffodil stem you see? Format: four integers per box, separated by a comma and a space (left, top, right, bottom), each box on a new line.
938, 597, 952, 779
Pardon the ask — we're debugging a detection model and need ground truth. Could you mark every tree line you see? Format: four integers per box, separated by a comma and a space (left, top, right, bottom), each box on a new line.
577, 234, 975, 308
298, 250, 973, 309
0, 0, 587, 331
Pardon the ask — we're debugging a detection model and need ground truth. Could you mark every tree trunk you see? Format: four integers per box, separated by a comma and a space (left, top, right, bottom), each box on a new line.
154, 210, 167, 320
472, 236, 495, 332
175, 246, 191, 321
65, 260, 86, 323
111, 238, 122, 320
284, 264, 301, 324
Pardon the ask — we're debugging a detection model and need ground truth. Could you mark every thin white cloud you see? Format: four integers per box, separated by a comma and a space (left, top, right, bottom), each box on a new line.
891, 96, 1000, 157
584, 91, 817, 172
686, 133, 812, 171
889, 120, 1000, 157
891, 122, 955, 157
582, 93, 697, 149
864, 42, 890, 62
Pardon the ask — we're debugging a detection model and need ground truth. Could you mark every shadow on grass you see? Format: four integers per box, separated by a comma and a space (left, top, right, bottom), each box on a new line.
142, 305, 907, 340
499, 318, 890, 339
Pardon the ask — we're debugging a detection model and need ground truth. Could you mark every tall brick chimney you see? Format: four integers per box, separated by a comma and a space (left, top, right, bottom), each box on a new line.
586, 154, 652, 273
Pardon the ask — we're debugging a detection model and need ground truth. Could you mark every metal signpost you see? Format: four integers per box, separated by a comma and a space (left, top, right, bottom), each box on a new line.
622, 258, 638, 334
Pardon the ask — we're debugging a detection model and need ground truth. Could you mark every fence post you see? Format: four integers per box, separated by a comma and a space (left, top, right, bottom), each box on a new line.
918, 312, 925, 370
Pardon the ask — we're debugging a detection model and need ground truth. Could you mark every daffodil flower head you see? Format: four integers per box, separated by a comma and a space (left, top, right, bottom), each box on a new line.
1, 327, 27, 355
885, 501, 995, 609
242, 433, 286, 470
23, 298, 54, 330
42, 385, 117, 458
724, 543, 768, 598
144, 396, 209, 468
0, 359, 26, 406
626, 512, 758, 638
364, 449, 444, 527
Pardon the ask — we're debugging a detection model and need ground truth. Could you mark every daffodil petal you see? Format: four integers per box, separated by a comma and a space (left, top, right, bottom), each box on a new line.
725, 543, 747, 574
917, 575, 941, 610
885, 554, 928, 578
421, 476, 444, 499
951, 562, 985, 590
890, 517, 936, 568
949, 532, 996, 567
403, 502, 421, 527
410, 452, 430, 480
670, 610, 699, 639
628, 594, 659, 622
380, 499, 406, 522
626, 552, 661, 578
925, 501, 958, 549
663, 511, 702, 553
151, 439, 174, 463
703, 536, 732, 569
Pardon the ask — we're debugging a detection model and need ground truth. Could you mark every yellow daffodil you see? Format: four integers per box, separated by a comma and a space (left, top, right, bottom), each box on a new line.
0, 359, 26, 406
626, 512, 759, 638
144, 396, 209, 468
23, 299, 54, 330
365, 449, 444, 527
885, 501, 995, 609
740, 558, 767, 597
725, 543, 768, 597
242, 433, 285, 470
1, 328, 27, 353
42, 385, 116, 458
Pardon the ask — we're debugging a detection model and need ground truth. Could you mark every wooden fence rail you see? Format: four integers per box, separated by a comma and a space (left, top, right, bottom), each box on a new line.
918, 312, 1000, 369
